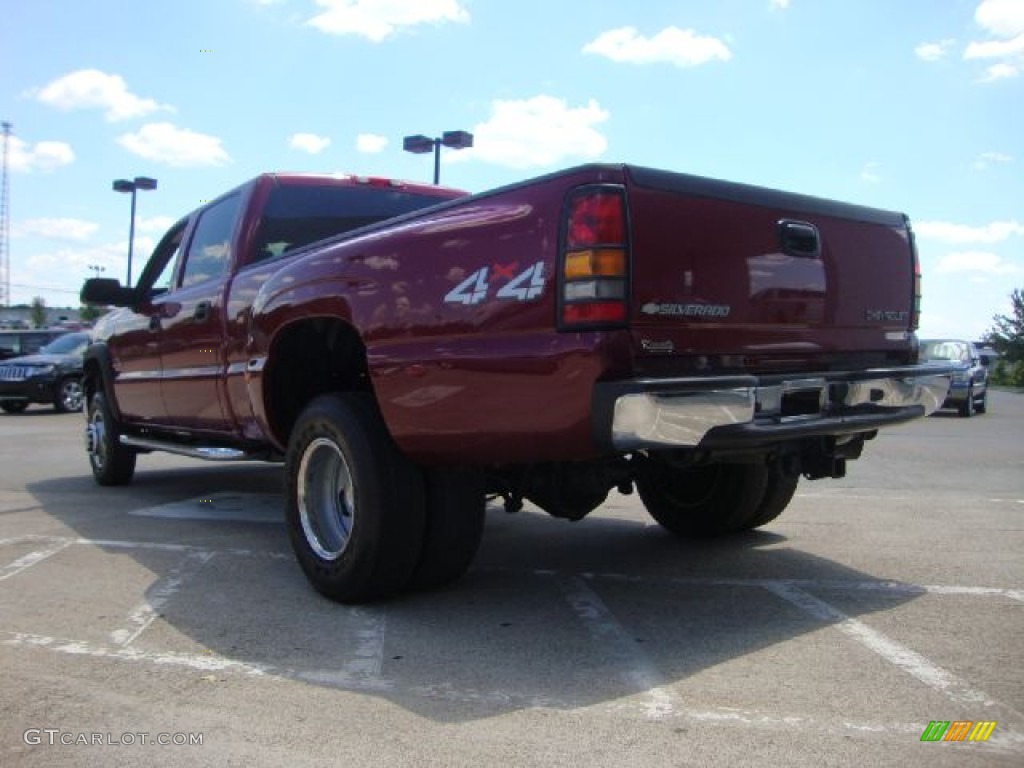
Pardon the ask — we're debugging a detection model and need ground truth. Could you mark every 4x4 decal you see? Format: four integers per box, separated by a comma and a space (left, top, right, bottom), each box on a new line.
444, 261, 546, 306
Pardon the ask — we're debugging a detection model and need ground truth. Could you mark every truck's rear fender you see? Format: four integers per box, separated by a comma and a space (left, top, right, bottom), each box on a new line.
251, 286, 368, 450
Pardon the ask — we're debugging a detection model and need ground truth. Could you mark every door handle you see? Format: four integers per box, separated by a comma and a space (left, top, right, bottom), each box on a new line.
778, 220, 821, 258
194, 301, 211, 322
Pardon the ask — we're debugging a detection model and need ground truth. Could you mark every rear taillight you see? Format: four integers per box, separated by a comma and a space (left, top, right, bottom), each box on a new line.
906, 215, 921, 330
559, 186, 629, 329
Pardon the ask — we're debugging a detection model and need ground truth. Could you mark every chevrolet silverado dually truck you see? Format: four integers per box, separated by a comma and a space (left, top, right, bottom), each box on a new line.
81, 165, 950, 602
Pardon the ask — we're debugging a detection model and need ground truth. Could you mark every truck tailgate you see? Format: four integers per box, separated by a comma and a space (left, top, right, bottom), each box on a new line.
624, 166, 916, 374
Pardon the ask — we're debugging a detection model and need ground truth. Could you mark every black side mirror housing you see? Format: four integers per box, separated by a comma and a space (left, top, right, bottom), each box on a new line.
81, 278, 136, 308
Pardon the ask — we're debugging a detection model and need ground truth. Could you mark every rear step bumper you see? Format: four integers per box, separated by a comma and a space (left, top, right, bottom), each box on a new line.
593, 366, 952, 452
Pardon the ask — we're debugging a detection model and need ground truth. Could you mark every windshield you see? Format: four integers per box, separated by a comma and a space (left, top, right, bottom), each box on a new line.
39, 332, 90, 356
920, 340, 970, 362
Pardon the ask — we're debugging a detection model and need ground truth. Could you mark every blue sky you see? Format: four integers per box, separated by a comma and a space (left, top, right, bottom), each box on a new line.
2, 0, 1021, 340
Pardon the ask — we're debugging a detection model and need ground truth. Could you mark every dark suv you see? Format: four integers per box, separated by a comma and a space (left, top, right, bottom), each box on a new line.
919, 339, 988, 417
0, 331, 90, 413
0, 329, 68, 361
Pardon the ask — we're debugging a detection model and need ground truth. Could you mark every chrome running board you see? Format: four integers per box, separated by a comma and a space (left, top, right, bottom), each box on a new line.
119, 434, 252, 462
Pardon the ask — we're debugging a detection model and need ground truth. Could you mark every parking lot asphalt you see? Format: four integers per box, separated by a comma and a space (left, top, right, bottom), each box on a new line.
1, 392, 1022, 767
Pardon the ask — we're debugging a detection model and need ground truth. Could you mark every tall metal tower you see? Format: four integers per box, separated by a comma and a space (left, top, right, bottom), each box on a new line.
0, 121, 11, 307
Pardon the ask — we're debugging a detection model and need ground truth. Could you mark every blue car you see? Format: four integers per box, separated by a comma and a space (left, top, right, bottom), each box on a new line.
920, 339, 989, 417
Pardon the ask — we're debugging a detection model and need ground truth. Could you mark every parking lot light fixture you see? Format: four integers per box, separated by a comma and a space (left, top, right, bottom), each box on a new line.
402, 130, 474, 185
112, 176, 158, 285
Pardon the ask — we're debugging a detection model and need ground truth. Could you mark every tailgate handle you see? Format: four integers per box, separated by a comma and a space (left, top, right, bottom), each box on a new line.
778, 220, 820, 258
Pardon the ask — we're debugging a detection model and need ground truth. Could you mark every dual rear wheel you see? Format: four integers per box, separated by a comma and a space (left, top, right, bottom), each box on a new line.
636, 459, 799, 538
286, 393, 485, 603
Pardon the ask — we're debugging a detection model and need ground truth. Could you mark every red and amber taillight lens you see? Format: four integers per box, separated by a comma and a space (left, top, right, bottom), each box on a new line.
559, 186, 629, 329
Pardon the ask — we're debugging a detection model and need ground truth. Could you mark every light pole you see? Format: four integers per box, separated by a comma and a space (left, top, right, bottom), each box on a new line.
402, 130, 473, 185
112, 176, 157, 285
87, 264, 105, 279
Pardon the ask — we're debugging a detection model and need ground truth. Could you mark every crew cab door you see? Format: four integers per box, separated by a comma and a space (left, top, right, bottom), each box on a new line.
156, 193, 241, 433
103, 221, 186, 424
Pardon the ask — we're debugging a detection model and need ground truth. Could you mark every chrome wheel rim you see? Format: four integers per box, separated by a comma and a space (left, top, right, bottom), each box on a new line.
86, 406, 107, 471
297, 437, 355, 561
62, 380, 84, 412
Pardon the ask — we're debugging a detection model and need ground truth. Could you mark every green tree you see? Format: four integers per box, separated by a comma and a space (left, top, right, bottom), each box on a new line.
985, 287, 1024, 363
30, 296, 47, 328
79, 304, 102, 324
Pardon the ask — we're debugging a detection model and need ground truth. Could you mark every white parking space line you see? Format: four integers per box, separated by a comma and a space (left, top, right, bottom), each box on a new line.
5, 626, 1023, 751
110, 551, 215, 647
557, 574, 678, 720
3, 534, 1022, 745
0, 538, 73, 582
4, 631, 269, 676
763, 582, 1001, 709
294, 606, 389, 691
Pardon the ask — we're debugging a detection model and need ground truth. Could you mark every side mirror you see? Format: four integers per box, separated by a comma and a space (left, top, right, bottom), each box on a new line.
81, 278, 136, 307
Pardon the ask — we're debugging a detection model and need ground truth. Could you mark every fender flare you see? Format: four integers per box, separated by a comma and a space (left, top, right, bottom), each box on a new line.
82, 343, 124, 422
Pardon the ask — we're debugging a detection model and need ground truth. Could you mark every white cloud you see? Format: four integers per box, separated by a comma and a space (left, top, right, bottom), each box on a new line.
583, 26, 731, 68
450, 96, 609, 170
34, 69, 171, 122
13, 218, 98, 241
307, 0, 469, 41
770, 0, 790, 10
975, 0, 1024, 37
16, 241, 133, 299
289, 132, 332, 154
965, 34, 1024, 58
356, 133, 388, 153
964, 0, 1024, 80
935, 250, 1021, 275
136, 215, 177, 233
915, 219, 1024, 244
973, 151, 1013, 169
977, 60, 1022, 79
859, 161, 881, 183
117, 123, 230, 167
915, 39, 956, 61
7, 137, 74, 173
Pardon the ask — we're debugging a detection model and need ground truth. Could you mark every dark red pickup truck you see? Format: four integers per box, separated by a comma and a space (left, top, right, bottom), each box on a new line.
82, 165, 949, 602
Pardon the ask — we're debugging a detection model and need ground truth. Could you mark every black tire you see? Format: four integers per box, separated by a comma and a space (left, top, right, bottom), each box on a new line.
285, 393, 426, 603
85, 390, 137, 486
53, 376, 84, 413
636, 461, 770, 537
746, 463, 800, 529
408, 468, 486, 591
975, 389, 987, 415
959, 386, 974, 418
1, 401, 29, 414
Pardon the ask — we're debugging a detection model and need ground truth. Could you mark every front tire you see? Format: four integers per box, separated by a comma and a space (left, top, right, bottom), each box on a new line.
85, 390, 136, 485
285, 393, 426, 603
959, 386, 975, 418
975, 389, 987, 415
636, 461, 769, 537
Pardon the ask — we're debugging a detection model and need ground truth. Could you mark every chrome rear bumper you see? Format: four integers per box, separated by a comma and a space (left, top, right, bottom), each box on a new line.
593, 367, 952, 452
